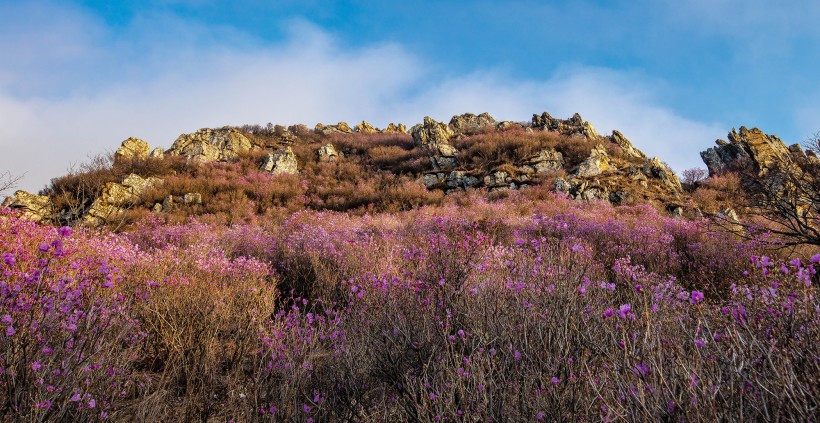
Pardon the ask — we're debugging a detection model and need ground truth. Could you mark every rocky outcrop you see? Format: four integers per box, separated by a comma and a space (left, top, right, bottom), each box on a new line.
115, 137, 151, 163
445, 171, 481, 189
169, 127, 255, 163
610, 131, 646, 160
354, 121, 379, 134
317, 144, 340, 162
2, 191, 56, 223
84, 174, 162, 226
382, 123, 408, 134
411, 117, 454, 149
532, 112, 599, 139
315, 122, 353, 135
573, 145, 611, 177
449, 112, 496, 137
700, 127, 791, 176
261, 147, 299, 175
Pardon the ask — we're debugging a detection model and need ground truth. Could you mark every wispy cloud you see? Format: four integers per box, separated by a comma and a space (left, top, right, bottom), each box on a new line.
1, 2, 725, 192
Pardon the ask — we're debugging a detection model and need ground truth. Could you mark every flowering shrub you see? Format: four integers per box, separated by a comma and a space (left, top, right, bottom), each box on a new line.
1, 189, 818, 420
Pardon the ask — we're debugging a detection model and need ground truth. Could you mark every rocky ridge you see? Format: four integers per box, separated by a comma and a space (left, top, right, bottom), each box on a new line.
6, 111, 695, 226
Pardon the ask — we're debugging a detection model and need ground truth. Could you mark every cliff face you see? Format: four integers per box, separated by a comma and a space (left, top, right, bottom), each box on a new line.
5, 112, 692, 226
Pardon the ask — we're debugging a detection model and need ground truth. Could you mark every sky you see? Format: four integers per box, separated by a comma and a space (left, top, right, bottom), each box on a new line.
1, 0, 819, 193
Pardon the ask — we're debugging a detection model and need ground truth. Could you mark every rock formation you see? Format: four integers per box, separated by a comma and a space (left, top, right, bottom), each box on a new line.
84, 174, 162, 226
115, 137, 151, 163
354, 121, 379, 134
149, 147, 165, 159
382, 123, 408, 134
317, 144, 340, 162
449, 112, 496, 137
411, 117, 454, 149
1, 191, 56, 223
610, 131, 646, 160
532, 112, 599, 139
315, 122, 354, 135
261, 147, 299, 175
169, 127, 255, 163
573, 145, 612, 177
700, 127, 792, 176
522, 149, 564, 174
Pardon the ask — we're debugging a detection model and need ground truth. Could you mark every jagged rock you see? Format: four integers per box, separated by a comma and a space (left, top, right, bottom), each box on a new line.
524, 149, 564, 173
169, 127, 255, 163
317, 144, 340, 162
149, 147, 165, 159
573, 145, 611, 177
315, 122, 353, 135
152, 203, 162, 213
700, 127, 791, 176
115, 137, 151, 163
716, 208, 743, 233
382, 123, 408, 134
2, 191, 56, 223
355, 121, 379, 134
84, 174, 162, 226
532, 112, 599, 139
643, 157, 683, 192
449, 112, 496, 137
411, 117, 454, 148
260, 147, 298, 175
610, 131, 646, 160
445, 171, 480, 189
183, 193, 202, 205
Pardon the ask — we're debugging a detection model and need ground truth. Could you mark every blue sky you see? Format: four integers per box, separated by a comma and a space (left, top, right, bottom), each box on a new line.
2, 0, 819, 192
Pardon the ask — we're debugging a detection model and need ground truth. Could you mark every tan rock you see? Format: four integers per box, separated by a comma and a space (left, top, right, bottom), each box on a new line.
84, 174, 162, 226
524, 149, 564, 173
2, 190, 56, 223
411, 117, 454, 148
315, 122, 354, 135
115, 137, 151, 163
382, 123, 408, 134
643, 157, 683, 192
149, 147, 165, 159
317, 144, 340, 162
168, 127, 255, 163
260, 147, 298, 175
573, 145, 611, 177
355, 121, 379, 134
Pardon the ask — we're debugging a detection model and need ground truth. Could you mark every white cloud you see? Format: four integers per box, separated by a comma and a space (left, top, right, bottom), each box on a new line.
0, 5, 726, 192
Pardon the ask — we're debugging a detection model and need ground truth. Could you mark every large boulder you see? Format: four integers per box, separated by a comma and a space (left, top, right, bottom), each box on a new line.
700, 127, 791, 176
411, 117, 454, 148
449, 112, 496, 137
317, 144, 340, 162
1, 191, 56, 223
84, 174, 162, 226
149, 147, 165, 159
573, 145, 611, 177
260, 147, 299, 175
115, 137, 151, 163
169, 127, 255, 163
532, 112, 600, 139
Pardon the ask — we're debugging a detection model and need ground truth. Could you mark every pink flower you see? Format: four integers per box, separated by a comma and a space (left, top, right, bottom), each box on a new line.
551, 377, 561, 384
811, 253, 820, 264
602, 308, 615, 319
30, 361, 41, 371
617, 304, 632, 319
536, 411, 546, 420
690, 290, 704, 304
58, 226, 72, 237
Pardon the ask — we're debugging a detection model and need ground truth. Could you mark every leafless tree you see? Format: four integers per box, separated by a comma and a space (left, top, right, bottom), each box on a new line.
0, 171, 23, 196
725, 134, 820, 247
